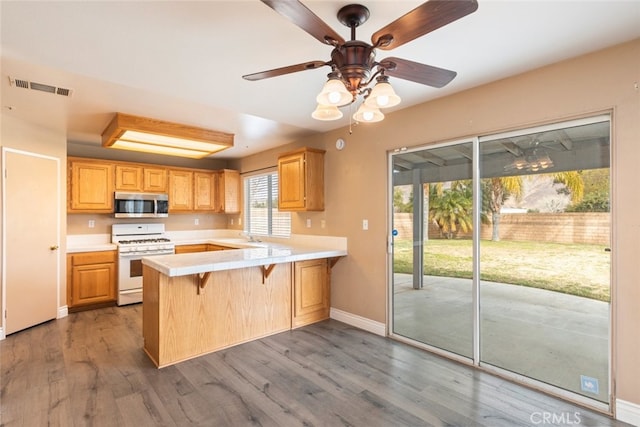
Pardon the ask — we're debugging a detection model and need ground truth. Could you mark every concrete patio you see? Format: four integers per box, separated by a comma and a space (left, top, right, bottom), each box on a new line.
392, 273, 610, 403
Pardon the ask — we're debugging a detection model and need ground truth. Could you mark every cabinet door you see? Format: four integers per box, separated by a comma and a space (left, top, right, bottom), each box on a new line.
220, 170, 240, 213
292, 258, 329, 328
194, 172, 215, 210
71, 262, 116, 306
175, 244, 208, 254
143, 168, 167, 193
168, 170, 193, 211
115, 165, 143, 191
278, 153, 305, 210
69, 160, 114, 211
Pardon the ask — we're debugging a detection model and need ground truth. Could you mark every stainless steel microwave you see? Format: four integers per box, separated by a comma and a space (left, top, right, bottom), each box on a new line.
114, 192, 169, 218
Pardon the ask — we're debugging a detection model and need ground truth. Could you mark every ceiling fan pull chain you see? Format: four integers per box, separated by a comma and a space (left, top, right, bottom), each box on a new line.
349, 103, 354, 135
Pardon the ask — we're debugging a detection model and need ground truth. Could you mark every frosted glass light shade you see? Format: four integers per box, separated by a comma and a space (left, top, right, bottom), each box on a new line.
316, 78, 352, 107
365, 80, 401, 108
353, 103, 384, 123
311, 104, 343, 121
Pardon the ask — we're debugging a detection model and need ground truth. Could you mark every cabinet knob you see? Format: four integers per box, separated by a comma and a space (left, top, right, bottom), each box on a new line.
50, 245, 59, 251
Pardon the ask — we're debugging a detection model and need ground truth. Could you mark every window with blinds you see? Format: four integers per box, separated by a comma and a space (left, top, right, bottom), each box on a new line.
245, 172, 291, 237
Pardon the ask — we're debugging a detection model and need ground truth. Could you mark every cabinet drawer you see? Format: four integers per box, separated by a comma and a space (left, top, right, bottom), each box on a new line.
71, 250, 117, 266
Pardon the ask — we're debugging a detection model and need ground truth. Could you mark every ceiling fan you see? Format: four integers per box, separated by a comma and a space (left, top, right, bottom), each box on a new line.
243, 0, 479, 122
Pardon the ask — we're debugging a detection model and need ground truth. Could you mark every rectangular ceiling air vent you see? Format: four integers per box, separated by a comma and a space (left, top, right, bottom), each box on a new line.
8, 76, 73, 97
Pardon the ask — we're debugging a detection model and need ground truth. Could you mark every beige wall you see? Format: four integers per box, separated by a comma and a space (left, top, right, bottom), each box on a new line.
67, 213, 229, 235
233, 39, 640, 406
2, 38, 638, 408
0, 114, 68, 328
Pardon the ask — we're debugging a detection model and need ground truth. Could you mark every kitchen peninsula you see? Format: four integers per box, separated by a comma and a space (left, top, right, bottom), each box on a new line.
141, 237, 346, 368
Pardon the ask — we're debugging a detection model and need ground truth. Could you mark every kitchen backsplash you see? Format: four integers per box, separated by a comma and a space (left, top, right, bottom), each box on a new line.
67, 213, 230, 235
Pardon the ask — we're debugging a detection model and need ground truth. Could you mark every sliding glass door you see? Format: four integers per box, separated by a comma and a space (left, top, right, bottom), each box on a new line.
478, 118, 611, 403
390, 115, 611, 408
391, 141, 475, 359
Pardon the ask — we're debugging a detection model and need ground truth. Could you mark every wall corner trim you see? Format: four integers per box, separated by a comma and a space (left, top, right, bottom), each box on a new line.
57, 306, 68, 319
0, 327, 4, 341
617, 398, 640, 426
330, 308, 386, 337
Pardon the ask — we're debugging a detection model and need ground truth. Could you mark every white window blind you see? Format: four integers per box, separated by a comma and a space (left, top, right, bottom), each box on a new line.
245, 172, 291, 237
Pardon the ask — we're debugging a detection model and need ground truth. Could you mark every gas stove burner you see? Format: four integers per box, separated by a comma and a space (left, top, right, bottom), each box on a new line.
118, 238, 171, 245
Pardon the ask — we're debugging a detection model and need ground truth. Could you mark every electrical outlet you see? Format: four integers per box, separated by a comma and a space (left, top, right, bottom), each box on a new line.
320, 219, 326, 228
88, 220, 95, 228
362, 219, 368, 230
306, 218, 312, 228
194, 218, 199, 225
230, 218, 234, 225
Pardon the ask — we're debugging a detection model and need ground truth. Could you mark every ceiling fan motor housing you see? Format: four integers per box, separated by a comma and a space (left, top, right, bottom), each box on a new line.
331, 41, 376, 93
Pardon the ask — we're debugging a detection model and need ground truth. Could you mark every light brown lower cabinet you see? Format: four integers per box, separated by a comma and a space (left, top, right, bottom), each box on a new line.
292, 258, 330, 328
67, 251, 117, 311
143, 257, 336, 368
174, 244, 209, 254
174, 244, 232, 254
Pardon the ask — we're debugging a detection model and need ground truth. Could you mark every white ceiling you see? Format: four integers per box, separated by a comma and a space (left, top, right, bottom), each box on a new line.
1, 1, 639, 159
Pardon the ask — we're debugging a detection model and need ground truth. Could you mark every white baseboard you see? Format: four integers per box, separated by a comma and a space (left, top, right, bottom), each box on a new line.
330, 307, 386, 337
57, 306, 68, 319
0, 327, 4, 341
617, 398, 640, 426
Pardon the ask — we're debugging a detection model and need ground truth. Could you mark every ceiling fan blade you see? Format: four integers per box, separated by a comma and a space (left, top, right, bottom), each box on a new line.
372, 0, 478, 50
379, 57, 457, 88
260, 0, 345, 46
242, 61, 328, 81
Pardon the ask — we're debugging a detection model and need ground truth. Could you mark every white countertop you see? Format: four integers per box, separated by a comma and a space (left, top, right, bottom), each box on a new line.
142, 239, 347, 277
67, 234, 117, 253
67, 231, 347, 275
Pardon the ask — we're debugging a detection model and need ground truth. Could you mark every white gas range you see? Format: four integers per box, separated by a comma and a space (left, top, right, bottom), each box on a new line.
112, 223, 175, 306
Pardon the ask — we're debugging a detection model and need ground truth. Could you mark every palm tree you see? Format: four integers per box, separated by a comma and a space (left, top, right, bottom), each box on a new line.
429, 182, 473, 239
483, 176, 523, 241
483, 171, 584, 241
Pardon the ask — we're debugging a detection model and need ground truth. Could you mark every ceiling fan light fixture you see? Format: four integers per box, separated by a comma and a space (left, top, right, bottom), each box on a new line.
365, 76, 401, 108
353, 103, 384, 123
504, 148, 555, 172
311, 103, 343, 121
316, 74, 352, 107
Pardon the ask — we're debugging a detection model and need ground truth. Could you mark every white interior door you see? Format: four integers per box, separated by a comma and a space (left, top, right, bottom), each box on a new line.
2, 148, 60, 335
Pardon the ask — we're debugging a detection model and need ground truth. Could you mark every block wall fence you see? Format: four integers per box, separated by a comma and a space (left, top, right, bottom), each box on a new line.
393, 212, 610, 245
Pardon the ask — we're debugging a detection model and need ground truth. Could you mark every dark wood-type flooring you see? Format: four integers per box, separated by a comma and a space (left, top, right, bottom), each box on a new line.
0, 305, 627, 426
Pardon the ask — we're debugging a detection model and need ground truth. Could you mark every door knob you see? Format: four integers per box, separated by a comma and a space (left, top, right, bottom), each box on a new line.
50, 245, 59, 251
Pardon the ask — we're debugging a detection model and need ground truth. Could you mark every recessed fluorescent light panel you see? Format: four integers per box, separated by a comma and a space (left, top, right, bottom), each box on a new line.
102, 113, 234, 159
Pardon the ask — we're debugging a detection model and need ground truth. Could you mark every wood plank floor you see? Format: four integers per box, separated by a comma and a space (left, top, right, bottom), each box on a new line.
0, 305, 627, 426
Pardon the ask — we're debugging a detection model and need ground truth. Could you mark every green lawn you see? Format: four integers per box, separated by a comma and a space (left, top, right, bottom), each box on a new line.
393, 238, 610, 301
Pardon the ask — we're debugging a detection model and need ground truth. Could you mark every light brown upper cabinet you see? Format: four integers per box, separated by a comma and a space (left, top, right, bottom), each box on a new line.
68, 159, 114, 212
215, 169, 240, 213
115, 165, 167, 193
143, 167, 168, 192
278, 147, 325, 211
168, 169, 193, 211
68, 156, 239, 214
194, 172, 216, 211
115, 165, 143, 191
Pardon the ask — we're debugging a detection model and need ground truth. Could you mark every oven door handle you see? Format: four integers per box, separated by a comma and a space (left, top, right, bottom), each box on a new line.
120, 289, 142, 295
